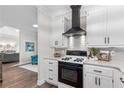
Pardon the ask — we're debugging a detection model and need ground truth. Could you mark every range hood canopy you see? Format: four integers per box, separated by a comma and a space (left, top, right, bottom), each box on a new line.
63, 5, 86, 37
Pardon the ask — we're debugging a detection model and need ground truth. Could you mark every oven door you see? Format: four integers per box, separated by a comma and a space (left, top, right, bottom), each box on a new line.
58, 62, 83, 88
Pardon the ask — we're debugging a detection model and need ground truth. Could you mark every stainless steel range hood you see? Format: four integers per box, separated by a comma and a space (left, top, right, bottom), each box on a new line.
63, 5, 86, 37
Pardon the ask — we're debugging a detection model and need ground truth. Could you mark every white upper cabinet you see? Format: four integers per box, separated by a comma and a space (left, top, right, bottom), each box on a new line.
64, 17, 71, 32
87, 8, 107, 46
50, 16, 68, 48
87, 6, 124, 47
108, 6, 124, 46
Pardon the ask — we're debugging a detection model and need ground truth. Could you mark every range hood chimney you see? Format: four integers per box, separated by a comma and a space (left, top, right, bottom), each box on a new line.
63, 5, 86, 36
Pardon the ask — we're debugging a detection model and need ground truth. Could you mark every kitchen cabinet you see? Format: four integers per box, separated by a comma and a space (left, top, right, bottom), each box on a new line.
113, 69, 124, 88
45, 59, 58, 86
84, 64, 113, 88
50, 16, 68, 48
97, 75, 113, 88
107, 6, 124, 46
87, 8, 107, 46
84, 73, 98, 88
87, 6, 124, 47
84, 73, 113, 88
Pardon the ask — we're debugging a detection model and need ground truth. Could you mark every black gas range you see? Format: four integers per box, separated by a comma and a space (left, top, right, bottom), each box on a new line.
58, 50, 87, 88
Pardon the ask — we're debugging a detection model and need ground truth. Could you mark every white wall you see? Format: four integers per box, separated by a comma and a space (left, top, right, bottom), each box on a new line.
20, 29, 37, 64
37, 8, 51, 84
0, 6, 37, 64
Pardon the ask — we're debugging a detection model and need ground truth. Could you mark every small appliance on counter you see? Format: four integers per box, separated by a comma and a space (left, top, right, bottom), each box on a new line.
97, 50, 111, 61
88, 48, 111, 62
54, 53, 61, 58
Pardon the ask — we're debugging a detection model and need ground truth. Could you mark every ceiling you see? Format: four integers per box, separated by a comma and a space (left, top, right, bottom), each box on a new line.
38, 5, 71, 17
0, 26, 19, 43
0, 6, 37, 31
0, 26, 19, 37
38, 5, 107, 18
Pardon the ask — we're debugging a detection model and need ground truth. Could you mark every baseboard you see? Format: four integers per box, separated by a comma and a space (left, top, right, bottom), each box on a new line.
19, 62, 31, 66
11, 62, 31, 67
37, 80, 45, 86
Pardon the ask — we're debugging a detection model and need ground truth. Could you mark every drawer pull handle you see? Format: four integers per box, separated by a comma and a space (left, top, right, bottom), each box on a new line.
94, 70, 102, 73
48, 77, 53, 80
49, 69, 53, 71
49, 62, 53, 64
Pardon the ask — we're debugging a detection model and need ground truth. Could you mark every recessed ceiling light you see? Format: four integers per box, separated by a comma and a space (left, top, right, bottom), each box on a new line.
33, 24, 38, 28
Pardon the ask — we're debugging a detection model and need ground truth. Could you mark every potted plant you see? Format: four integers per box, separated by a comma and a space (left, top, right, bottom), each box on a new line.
90, 48, 100, 60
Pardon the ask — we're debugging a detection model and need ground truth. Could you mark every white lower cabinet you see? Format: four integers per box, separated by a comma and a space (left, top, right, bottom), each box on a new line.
84, 73, 113, 88
84, 73, 98, 88
97, 75, 113, 88
84, 65, 113, 88
113, 69, 124, 88
45, 59, 58, 86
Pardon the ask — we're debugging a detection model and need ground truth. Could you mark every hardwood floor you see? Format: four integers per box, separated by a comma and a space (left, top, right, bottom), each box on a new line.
0, 62, 57, 88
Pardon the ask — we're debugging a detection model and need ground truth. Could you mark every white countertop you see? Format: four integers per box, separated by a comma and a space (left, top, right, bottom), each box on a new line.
44, 53, 124, 75
84, 55, 124, 75
44, 57, 61, 61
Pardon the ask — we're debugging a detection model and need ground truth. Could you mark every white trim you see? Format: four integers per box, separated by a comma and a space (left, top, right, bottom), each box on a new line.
10, 62, 31, 67
58, 82, 74, 88
19, 62, 31, 66
37, 80, 45, 86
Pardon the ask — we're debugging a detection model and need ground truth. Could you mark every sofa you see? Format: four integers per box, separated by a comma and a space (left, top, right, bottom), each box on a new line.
0, 53, 19, 63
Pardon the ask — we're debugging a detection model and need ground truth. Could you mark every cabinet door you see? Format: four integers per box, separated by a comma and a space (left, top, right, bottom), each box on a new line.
51, 18, 64, 47
84, 73, 98, 88
108, 6, 124, 46
87, 8, 107, 46
51, 17, 68, 47
113, 69, 124, 88
64, 17, 71, 32
98, 76, 113, 88
45, 60, 58, 86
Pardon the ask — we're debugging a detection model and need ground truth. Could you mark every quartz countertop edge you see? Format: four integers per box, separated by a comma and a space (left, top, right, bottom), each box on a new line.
84, 59, 124, 75
44, 57, 61, 61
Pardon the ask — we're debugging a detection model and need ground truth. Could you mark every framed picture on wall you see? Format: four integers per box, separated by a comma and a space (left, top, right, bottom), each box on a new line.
25, 42, 34, 52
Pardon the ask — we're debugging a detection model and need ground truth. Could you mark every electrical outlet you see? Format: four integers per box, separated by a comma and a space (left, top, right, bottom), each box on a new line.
111, 51, 115, 56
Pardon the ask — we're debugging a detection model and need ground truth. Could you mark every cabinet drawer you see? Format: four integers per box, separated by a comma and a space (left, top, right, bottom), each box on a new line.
46, 72, 58, 85
46, 68, 58, 75
46, 60, 58, 68
84, 65, 113, 77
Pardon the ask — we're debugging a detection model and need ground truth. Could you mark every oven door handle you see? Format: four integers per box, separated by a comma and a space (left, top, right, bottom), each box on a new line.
59, 65, 82, 70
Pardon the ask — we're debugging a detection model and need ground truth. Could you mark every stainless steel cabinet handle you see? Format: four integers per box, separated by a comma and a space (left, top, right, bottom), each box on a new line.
49, 69, 53, 71
94, 70, 102, 73
95, 77, 97, 85
108, 37, 110, 44
49, 62, 53, 64
104, 37, 106, 44
99, 78, 101, 86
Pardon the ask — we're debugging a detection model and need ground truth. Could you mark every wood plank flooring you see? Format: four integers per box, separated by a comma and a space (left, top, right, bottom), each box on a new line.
0, 62, 57, 88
